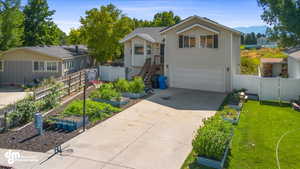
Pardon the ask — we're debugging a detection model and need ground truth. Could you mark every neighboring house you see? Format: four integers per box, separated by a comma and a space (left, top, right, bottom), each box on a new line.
0, 45, 90, 85
260, 58, 287, 77
120, 15, 241, 92
257, 37, 278, 48
286, 47, 300, 78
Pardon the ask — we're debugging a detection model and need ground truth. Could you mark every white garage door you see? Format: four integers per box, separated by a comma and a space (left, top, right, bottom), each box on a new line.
169, 67, 226, 92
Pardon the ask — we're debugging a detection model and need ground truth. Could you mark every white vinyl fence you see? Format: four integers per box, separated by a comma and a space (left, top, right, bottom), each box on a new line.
99, 66, 126, 82
233, 74, 300, 101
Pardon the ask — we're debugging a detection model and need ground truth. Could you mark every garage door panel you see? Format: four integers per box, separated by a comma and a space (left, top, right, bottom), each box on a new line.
170, 67, 225, 92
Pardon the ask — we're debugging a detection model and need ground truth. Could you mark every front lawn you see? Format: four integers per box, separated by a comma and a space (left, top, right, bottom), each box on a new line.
228, 101, 300, 169
181, 100, 300, 169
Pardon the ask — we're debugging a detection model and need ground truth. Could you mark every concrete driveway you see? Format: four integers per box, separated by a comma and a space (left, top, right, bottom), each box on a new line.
12, 88, 225, 169
0, 86, 28, 109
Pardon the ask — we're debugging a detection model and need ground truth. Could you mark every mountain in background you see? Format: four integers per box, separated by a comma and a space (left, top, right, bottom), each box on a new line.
234, 25, 268, 34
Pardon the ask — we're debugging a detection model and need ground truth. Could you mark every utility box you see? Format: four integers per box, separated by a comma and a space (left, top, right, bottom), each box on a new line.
34, 113, 43, 135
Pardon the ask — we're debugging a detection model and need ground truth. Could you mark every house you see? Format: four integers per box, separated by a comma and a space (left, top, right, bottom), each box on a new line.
0, 45, 90, 85
260, 58, 288, 77
257, 37, 278, 48
120, 15, 241, 92
286, 47, 300, 78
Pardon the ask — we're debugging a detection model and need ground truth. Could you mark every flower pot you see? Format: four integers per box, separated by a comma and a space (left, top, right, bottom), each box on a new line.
92, 98, 129, 107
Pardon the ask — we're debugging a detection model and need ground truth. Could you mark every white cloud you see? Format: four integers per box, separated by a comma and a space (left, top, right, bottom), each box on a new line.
54, 20, 81, 34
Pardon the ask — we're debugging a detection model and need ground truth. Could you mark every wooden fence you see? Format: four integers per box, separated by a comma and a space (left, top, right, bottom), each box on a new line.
34, 70, 87, 101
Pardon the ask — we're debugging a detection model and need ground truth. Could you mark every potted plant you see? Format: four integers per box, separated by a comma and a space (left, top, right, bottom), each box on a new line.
193, 116, 233, 169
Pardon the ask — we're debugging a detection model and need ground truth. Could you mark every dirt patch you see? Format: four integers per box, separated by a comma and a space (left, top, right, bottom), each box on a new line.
0, 88, 152, 152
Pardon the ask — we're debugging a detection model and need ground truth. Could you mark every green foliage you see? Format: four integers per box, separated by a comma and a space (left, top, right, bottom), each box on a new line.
258, 0, 300, 47
41, 81, 64, 110
220, 106, 239, 120
114, 78, 130, 93
0, 0, 24, 50
241, 57, 259, 75
128, 77, 145, 93
23, 0, 66, 46
80, 4, 133, 63
67, 28, 85, 45
8, 96, 37, 126
62, 100, 120, 123
90, 83, 121, 101
192, 116, 233, 161
152, 11, 181, 27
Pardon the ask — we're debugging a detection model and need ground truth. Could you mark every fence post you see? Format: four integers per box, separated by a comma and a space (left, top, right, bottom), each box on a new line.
79, 71, 82, 91
68, 75, 71, 95
259, 77, 262, 104
278, 77, 281, 106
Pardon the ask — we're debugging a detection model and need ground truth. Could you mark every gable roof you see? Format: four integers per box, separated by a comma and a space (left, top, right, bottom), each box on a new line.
160, 15, 241, 35
2, 45, 88, 60
285, 46, 300, 61
120, 27, 165, 43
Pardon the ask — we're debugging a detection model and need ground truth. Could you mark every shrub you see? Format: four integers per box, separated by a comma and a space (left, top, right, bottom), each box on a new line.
192, 116, 232, 161
114, 79, 130, 93
62, 100, 121, 123
8, 96, 38, 127
90, 83, 121, 101
129, 77, 145, 93
219, 106, 239, 120
44, 81, 64, 109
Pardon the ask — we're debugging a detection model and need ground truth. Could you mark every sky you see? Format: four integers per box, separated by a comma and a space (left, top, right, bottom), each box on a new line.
22, 0, 266, 34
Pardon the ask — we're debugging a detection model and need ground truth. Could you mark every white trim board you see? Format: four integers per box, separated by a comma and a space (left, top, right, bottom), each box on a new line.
176, 24, 220, 35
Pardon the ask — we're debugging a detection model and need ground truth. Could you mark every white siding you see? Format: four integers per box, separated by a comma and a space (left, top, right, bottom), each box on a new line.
288, 57, 300, 78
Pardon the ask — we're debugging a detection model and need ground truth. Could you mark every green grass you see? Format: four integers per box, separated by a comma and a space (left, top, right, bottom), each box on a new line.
181, 100, 300, 169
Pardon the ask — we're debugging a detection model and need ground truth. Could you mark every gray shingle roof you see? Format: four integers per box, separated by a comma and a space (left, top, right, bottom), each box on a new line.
120, 27, 165, 43
285, 46, 300, 61
23, 45, 88, 59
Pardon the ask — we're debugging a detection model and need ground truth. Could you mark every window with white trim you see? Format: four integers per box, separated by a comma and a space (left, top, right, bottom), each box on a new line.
33, 61, 45, 72
179, 35, 196, 48
64, 60, 74, 70
134, 44, 144, 55
146, 44, 152, 55
0, 60, 4, 72
47, 62, 58, 72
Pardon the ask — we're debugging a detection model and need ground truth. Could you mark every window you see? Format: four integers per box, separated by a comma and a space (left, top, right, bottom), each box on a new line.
199, 35, 219, 49
146, 44, 152, 55
64, 60, 74, 70
0, 60, 3, 72
134, 45, 144, 55
179, 35, 196, 48
206, 35, 213, 48
200, 36, 206, 48
47, 62, 58, 72
33, 61, 45, 72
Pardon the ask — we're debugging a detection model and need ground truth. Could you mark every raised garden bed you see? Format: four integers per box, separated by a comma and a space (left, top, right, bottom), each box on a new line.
50, 115, 89, 132
197, 140, 231, 169
92, 97, 130, 107
221, 106, 241, 125
122, 92, 146, 99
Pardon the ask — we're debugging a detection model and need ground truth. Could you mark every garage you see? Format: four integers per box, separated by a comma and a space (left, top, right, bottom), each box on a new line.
169, 67, 226, 92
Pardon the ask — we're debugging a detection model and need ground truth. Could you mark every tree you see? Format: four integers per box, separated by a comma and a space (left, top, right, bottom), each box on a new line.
258, 0, 300, 47
152, 11, 181, 27
67, 28, 85, 45
23, 0, 64, 46
244, 32, 257, 45
0, 0, 24, 50
80, 4, 133, 64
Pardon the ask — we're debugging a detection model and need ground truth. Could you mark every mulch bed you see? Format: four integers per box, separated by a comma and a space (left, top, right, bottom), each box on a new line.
0, 88, 152, 153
